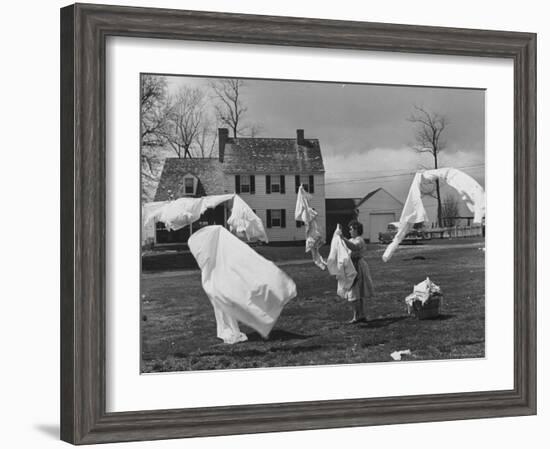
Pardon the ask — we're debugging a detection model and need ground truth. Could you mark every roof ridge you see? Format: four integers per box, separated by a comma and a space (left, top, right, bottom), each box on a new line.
230, 137, 319, 141
165, 157, 219, 160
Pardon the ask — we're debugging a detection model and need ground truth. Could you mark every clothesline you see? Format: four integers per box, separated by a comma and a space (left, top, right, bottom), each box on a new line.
382, 167, 485, 262
143, 193, 268, 243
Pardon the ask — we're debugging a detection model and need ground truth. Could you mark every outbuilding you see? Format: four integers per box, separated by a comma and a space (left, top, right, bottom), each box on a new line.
356, 188, 403, 243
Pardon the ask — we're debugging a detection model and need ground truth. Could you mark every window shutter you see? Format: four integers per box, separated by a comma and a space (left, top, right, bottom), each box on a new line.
281, 209, 286, 228
295, 175, 300, 193
266, 175, 271, 194
280, 175, 285, 194
266, 209, 272, 228
309, 175, 315, 193
235, 175, 241, 194
250, 175, 255, 194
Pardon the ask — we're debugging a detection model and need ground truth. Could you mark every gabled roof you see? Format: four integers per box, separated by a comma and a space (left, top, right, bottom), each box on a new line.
154, 158, 226, 201
222, 137, 325, 174
356, 187, 403, 208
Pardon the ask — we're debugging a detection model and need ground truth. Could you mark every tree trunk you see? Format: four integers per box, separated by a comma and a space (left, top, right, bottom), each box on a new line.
434, 151, 442, 227
435, 179, 443, 227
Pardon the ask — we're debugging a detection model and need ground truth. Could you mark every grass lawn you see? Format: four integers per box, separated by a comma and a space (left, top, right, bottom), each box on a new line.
141, 237, 485, 372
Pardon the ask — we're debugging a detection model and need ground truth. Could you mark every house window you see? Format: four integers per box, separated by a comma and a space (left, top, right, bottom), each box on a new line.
184, 177, 194, 194
267, 209, 286, 228
271, 177, 280, 193
240, 175, 250, 193
271, 209, 281, 227
266, 175, 286, 194
295, 175, 315, 193
235, 175, 255, 194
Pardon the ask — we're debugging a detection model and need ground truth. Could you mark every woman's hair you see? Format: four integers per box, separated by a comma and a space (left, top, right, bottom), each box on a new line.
348, 219, 363, 236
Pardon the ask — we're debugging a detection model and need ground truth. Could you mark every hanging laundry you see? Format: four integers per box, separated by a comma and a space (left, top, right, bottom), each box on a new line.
423, 167, 486, 223
326, 225, 357, 299
295, 185, 326, 269
143, 194, 234, 231
227, 195, 269, 243
188, 225, 297, 344
382, 173, 428, 262
382, 168, 485, 262
143, 194, 268, 243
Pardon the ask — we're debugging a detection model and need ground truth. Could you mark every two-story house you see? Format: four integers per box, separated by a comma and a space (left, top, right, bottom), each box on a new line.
145, 129, 326, 245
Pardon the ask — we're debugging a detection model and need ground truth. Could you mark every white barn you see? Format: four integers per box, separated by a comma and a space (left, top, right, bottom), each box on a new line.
145, 128, 326, 245
356, 188, 403, 243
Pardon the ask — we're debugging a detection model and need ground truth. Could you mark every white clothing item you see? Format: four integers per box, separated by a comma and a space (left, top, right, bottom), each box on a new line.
295, 185, 326, 269
382, 172, 428, 262
326, 227, 357, 299
143, 194, 234, 231
227, 195, 269, 243
212, 307, 248, 344
390, 349, 411, 361
143, 194, 268, 243
188, 225, 297, 343
404, 277, 441, 307
423, 167, 486, 223
382, 168, 485, 262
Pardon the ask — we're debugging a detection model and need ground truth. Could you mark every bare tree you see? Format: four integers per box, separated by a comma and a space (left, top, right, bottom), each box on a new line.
209, 79, 248, 138
441, 195, 460, 227
164, 87, 206, 159
408, 105, 449, 227
195, 120, 218, 158
140, 75, 169, 201
246, 122, 264, 138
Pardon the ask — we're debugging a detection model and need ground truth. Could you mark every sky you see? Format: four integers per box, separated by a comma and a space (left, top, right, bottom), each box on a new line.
161, 74, 485, 217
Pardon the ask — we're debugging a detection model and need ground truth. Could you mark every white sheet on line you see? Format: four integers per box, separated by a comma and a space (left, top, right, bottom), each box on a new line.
143, 194, 268, 243
188, 225, 297, 344
295, 185, 326, 269
382, 167, 485, 262
143, 194, 234, 231
423, 167, 486, 223
227, 195, 269, 243
326, 226, 357, 299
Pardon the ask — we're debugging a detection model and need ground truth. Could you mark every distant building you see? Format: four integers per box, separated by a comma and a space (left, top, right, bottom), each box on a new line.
144, 129, 326, 245
355, 188, 403, 243
325, 198, 360, 240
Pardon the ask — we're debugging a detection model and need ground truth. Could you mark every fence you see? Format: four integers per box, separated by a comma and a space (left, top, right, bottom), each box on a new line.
425, 224, 484, 239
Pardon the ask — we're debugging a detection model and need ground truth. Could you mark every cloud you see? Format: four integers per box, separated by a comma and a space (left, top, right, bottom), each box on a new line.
323, 147, 485, 201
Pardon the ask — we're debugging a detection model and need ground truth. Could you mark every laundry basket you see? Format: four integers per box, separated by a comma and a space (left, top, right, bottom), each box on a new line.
407, 293, 442, 319
405, 277, 442, 320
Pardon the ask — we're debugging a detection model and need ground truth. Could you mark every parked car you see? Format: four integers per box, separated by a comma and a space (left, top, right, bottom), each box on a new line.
378, 222, 426, 244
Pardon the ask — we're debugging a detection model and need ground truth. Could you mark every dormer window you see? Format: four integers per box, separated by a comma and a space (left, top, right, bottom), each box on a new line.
182, 174, 198, 196
184, 177, 194, 194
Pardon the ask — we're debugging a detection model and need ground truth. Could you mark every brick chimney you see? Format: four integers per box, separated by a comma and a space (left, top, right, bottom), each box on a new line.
218, 128, 229, 162
296, 129, 305, 146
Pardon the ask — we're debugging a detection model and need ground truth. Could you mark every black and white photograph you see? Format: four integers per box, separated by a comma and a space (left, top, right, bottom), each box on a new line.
140, 74, 486, 373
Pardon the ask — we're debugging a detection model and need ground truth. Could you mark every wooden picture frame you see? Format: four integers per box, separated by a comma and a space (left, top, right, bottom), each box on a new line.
60, 3, 536, 444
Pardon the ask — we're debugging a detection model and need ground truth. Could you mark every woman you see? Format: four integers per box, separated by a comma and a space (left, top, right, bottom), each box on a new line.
336, 220, 375, 323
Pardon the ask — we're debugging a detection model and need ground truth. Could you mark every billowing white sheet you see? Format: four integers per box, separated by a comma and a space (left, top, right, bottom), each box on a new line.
188, 226, 297, 343
295, 185, 326, 269
326, 226, 357, 299
382, 173, 427, 262
227, 195, 269, 243
382, 168, 485, 262
143, 194, 268, 243
143, 194, 234, 231
423, 167, 485, 223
